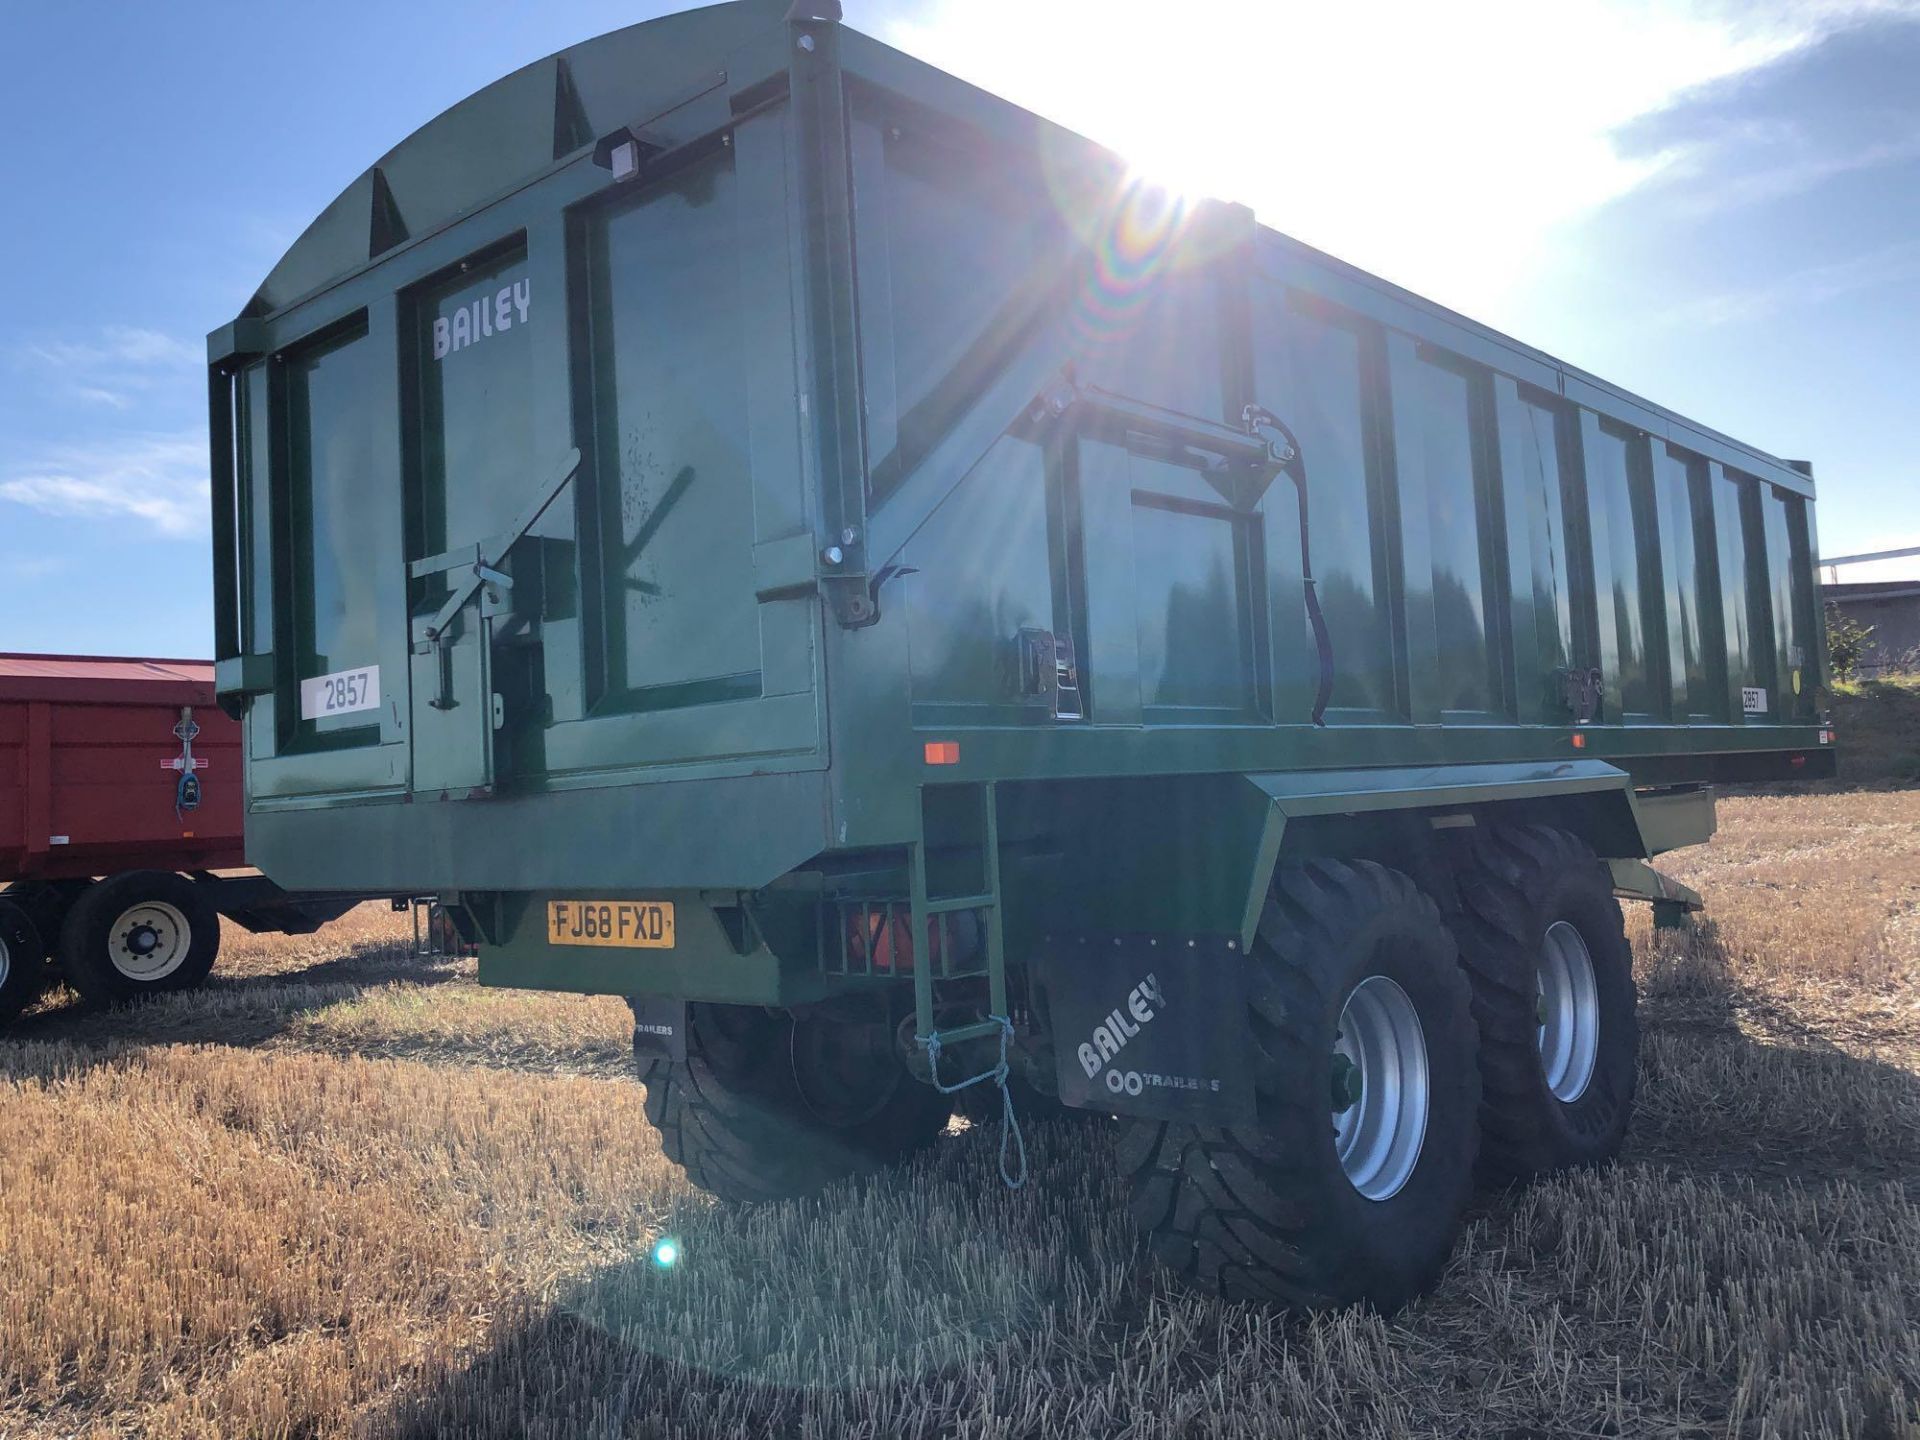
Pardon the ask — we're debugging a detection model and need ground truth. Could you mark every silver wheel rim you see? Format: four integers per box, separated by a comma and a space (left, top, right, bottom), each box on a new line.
1538, 920, 1600, 1102
109, 901, 192, 982
1332, 975, 1430, 1202
0, 932, 11, 991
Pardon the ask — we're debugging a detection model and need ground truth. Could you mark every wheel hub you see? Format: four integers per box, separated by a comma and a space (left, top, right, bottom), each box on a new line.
1537, 920, 1600, 1102
1330, 1053, 1362, 1112
1331, 976, 1430, 1202
790, 1004, 902, 1128
108, 901, 192, 982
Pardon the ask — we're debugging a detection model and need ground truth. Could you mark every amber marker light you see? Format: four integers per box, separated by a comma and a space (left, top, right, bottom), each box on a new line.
924, 741, 960, 765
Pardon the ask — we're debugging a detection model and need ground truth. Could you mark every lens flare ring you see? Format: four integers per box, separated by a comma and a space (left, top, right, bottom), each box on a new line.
1065, 175, 1196, 357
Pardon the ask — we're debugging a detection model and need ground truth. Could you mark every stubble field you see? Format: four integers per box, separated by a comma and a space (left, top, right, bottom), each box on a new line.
2, 700, 1917, 1437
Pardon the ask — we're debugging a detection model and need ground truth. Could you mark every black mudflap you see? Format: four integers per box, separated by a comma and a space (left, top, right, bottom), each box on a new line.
1036, 935, 1254, 1126
630, 997, 689, 1061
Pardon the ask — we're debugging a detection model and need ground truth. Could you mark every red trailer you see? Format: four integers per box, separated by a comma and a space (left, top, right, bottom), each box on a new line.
0, 653, 358, 1023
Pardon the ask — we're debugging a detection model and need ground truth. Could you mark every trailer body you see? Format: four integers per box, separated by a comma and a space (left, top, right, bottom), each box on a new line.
0, 654, 374, 1023
208, 0, 1829, 999
202, 0, 1843, 1312
0, 654, 242, 880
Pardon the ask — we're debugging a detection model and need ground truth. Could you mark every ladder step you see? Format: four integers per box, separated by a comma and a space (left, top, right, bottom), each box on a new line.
918, 1017, 1006, 1049
910, 780, 1008, 1047
924, 894, 995, 915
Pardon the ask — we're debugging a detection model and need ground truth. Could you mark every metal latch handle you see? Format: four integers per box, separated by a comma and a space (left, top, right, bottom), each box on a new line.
409, 446, 581, 711
411, 446, 582, 644
1017, 627, 1084, 721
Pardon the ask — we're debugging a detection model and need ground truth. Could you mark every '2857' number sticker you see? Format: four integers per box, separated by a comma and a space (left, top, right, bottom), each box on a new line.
299, 665, 380, 721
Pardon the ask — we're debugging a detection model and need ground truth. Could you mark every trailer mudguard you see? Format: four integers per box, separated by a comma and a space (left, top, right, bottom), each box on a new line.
1242, 760, 1650, 945
1003, 761, 1654, 966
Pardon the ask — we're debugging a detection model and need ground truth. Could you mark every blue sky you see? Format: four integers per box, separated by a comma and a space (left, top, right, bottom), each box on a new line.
2, 0, 1915, 656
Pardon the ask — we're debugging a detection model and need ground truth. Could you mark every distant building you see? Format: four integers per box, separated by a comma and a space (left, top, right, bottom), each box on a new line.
1824, 581, 1920, 676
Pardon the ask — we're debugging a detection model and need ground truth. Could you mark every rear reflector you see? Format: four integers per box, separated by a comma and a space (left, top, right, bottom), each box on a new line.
1571, 733, 1586, 749
924, 740, 960, 765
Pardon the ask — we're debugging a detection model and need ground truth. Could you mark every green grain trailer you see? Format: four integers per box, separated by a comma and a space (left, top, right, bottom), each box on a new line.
208, 0, 1836, 1311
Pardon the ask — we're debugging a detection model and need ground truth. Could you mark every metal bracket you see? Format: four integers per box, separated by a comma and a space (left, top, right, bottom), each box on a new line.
164, 706, 206, 814
822, 574, 877, 628
1559, 666, 1604, 723
206, 319, 268, 369
410, 447, 578, 637
1608, 858, 1705, 929
1020, 371, 1297, 512
408, 445, 580, 709
1016, 627, 1083, 720
1241, 403, 1299, 467
214, 653, 274, 705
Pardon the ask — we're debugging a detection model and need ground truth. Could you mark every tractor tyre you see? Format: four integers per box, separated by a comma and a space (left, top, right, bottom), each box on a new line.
635, 998, 950, 1203
1119, 859, 1480, 1313
1449, 824, 1638, 1182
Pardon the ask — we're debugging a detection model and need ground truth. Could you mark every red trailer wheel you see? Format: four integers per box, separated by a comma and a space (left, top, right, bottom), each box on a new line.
0, 899, 48, 1026
59, 872, 221, 1006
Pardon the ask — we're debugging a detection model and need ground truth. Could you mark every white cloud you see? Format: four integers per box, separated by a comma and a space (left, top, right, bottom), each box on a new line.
0, 553, 70, 582
73, 386, 135, 410
862, 0, 1908, 321
24, 326, 198, 372
1634, 115, 1920, 218
1, 432, 210, 537
15, 325, 198, 410
1662, 237, 1920, 327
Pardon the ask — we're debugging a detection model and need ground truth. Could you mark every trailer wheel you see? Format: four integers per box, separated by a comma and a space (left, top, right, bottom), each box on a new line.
1450, 825, 1637, 1182
1120, 859, 1479, 1313
0, 881, 80, 955
0, 899, 49, 1026
59, 872, 222, 1006
636, 999, 949, 1203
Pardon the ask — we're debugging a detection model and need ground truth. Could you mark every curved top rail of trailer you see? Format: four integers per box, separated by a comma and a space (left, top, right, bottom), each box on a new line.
219, 2, 1818, 502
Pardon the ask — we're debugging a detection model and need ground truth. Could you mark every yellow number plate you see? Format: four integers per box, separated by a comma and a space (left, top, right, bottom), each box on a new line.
547, 900, 675, 949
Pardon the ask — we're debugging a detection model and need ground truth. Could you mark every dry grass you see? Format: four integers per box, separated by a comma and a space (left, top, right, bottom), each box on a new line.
3, 743, 1919, 1433
1642, 787, 1920, 1045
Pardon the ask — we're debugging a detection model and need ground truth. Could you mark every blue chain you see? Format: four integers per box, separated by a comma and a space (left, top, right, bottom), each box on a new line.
922, 1015, 1027, 1190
